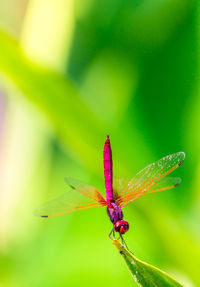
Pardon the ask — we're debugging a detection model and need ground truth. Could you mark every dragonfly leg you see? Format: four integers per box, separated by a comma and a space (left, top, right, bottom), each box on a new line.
109, 228, 115, 240
119, 234, 131, 252
119, 234, 135, 255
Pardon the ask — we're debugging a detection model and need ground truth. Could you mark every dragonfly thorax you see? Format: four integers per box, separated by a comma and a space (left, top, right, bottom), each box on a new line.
107, 202, 123, 224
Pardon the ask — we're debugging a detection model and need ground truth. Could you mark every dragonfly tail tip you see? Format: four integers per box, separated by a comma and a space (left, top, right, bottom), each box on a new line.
105, 135, 110, 144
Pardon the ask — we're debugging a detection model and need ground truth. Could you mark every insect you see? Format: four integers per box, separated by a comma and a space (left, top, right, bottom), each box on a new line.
35, 136, 185, 244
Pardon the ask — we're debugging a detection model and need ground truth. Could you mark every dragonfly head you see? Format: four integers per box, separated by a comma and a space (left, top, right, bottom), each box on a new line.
114, 220, 129, 234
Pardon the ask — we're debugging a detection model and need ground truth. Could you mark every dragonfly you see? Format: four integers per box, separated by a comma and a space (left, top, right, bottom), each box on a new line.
35, 136, 185, 244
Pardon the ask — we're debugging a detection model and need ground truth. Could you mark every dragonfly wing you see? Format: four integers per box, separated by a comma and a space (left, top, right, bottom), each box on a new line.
148, 177, 181, 193
113, 178, 131, 191
115, 152, 185, 207
65, 177, 95, 190
114, 177, 181, 194
34, 178, 107, 218
121, 177, 182, 204
113, 178, 131, 200
64, 177, 106, 202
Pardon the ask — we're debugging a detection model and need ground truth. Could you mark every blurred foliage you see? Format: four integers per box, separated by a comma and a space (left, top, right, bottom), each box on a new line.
0, 0, 199, 287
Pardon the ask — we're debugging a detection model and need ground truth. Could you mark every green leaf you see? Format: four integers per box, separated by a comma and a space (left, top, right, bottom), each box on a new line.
113, 239, 184, 287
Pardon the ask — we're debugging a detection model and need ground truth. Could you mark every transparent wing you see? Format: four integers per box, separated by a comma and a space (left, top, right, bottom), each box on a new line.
113, 152, 185, 207
113, 177, 181, 196
148, 177, 181, 192
34, 178, 107, 218
113, 178, 131, 192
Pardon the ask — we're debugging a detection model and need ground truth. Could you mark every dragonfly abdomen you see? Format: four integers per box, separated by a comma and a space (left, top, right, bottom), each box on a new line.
103, 135, 113, 202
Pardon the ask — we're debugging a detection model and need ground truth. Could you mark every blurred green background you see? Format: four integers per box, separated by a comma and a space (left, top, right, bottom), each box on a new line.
0, 0, 199, 286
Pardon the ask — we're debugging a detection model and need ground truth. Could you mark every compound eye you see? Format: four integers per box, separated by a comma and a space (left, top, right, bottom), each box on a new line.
120, 223, 129, 234
114, 220, 122, 232
114, 220, 129, 234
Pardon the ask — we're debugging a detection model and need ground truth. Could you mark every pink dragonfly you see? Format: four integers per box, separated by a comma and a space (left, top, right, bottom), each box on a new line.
35, 136, 185, 243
